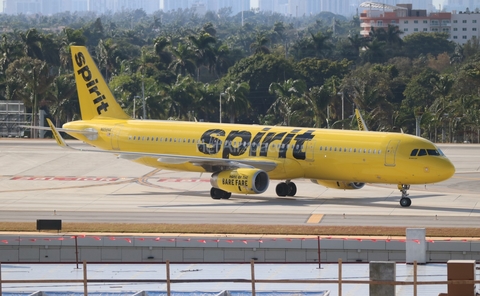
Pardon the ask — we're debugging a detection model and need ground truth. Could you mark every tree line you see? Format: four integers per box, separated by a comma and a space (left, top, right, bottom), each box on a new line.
1, 8, 480, 143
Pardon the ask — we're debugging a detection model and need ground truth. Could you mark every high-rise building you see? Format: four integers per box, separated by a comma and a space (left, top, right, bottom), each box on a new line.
162, 0, 191, 12
444, 0, 480, 11
3, 0, 41, 14
320, 0, 351, 15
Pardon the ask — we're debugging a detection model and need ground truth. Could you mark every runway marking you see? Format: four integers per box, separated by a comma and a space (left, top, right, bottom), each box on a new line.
306, 214, 324, 224
11, 176, 119, 181
157, 178, 210, 183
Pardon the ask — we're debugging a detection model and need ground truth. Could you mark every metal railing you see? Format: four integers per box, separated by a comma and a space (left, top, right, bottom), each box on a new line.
1, 259, 478, 296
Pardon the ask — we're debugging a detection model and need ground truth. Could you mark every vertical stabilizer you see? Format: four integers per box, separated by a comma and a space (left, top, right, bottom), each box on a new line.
70, 46, 130, 120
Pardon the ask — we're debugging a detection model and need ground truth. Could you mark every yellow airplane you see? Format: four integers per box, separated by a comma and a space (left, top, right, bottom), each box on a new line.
45, 46, 455, 207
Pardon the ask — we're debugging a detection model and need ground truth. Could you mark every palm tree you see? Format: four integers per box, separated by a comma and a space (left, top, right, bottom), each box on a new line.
48, 73, 78, 125
361, 38, 386, 64
6, 57, 56, 138
158, 75, 200, 119
310, 31, 332, 58
153, 36, 172, 69
268, 79, 307, 126
96, 39, 118, 82
168, 42, 196, 77
347, 33, 365, 61
302, 86, 330, 128
250, 31, 271, 55
223, 81, 251, 123
20, 28, 44, 60
188, 32, 217, 80
429, 74, 455, 142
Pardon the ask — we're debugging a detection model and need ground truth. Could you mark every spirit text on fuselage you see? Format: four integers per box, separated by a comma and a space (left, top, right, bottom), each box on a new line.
197, 128, 315, 160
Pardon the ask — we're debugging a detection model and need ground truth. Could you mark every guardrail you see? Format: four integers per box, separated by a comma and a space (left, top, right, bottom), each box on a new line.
1, 260, 478, 296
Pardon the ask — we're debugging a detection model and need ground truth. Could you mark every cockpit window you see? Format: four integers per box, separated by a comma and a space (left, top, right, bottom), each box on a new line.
410, 149, 418, 157
427, 149, 441, 156
418, 149, 427, 156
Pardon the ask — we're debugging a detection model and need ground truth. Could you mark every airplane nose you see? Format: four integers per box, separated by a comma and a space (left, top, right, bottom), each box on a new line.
445, 159, 456, 179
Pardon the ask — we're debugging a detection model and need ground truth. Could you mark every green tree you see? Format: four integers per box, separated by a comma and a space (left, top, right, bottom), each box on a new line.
223, 81, 250, 123
268, 78, 306, 126
6, 57, 56, 137
402, 32, 455, 59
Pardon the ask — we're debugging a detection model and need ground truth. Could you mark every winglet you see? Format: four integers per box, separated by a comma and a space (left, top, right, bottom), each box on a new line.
46, 118, 70, 149
355, 109, 369, 131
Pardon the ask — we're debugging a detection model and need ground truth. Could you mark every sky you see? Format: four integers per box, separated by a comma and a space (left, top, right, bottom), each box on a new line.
432, 0, 443, 9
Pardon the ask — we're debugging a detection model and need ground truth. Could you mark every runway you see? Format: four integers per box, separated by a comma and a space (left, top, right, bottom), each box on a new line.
0, 139, 480, 228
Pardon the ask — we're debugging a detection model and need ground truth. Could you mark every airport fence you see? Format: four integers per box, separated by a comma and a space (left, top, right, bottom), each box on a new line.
0, 259, 478, 296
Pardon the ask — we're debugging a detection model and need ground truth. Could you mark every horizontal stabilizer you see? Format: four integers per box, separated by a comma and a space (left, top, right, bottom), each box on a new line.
19, 125, 98, 135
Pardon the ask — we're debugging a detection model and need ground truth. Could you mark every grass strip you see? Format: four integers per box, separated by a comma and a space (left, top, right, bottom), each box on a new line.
1, 222, 480, 237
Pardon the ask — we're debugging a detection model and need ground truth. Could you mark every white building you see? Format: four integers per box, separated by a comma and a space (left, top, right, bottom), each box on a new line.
450, 10, 480, 43
359, 2, 480, 45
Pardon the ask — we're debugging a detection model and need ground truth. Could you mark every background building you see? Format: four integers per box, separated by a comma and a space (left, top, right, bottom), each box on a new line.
359, 2, 480, 45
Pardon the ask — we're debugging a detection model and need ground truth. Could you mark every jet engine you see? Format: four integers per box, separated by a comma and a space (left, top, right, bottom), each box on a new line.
211, 168, 269, 194
311, 180, 365, 190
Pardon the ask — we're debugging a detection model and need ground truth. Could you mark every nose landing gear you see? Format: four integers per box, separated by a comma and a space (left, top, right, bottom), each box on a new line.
398, 184, 411, 207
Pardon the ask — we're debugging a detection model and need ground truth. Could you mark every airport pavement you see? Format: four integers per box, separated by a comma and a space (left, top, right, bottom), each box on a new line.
0, 139, 479, 227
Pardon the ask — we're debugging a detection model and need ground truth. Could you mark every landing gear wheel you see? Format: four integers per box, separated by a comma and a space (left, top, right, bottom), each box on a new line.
210, 188, 231, 200
287, 182, 297, 197
397, 184, 411, 207
210, 188, 222, 200
276, 182, 289, 197
400, 197, 411, 207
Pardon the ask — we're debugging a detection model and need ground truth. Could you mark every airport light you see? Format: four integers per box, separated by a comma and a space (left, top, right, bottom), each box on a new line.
219, 92, 226, 123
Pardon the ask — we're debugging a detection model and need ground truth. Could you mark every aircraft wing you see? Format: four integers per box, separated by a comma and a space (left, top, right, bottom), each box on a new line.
46, 119, 278, 172
119, 152, 278, 172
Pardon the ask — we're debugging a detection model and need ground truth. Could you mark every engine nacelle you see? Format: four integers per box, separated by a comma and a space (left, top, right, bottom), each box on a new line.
311, 180, 365, 190
211, 168, 269, 194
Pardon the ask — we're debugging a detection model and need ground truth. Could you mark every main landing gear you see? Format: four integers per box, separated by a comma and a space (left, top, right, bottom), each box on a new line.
275, 181, 297, 197
210, 188, 231, 200
398, 184, 411, 207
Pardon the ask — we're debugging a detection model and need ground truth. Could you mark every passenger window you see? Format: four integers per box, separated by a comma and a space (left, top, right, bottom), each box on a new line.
418, 149, 427, 156
378, 150, 381, 154
373, 149, 376, 154
410, 149, 418, 157
334, 147, 337, 151
319, 147, 322, 151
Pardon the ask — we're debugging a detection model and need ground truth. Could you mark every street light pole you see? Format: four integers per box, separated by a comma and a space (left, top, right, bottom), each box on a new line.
337, 91, 344, 129
134, 96, 140, 119
342, 92, 344, 130
141, 77, 146, 119
219, 92, 225, 123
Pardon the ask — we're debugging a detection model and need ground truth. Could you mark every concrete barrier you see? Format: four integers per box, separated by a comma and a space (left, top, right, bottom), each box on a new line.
0, 234, 479, 263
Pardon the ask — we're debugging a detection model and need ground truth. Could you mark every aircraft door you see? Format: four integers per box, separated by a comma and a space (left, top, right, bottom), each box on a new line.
111, 124, 123, 151
305, 140, 315, 162
384, 140, 400, 167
